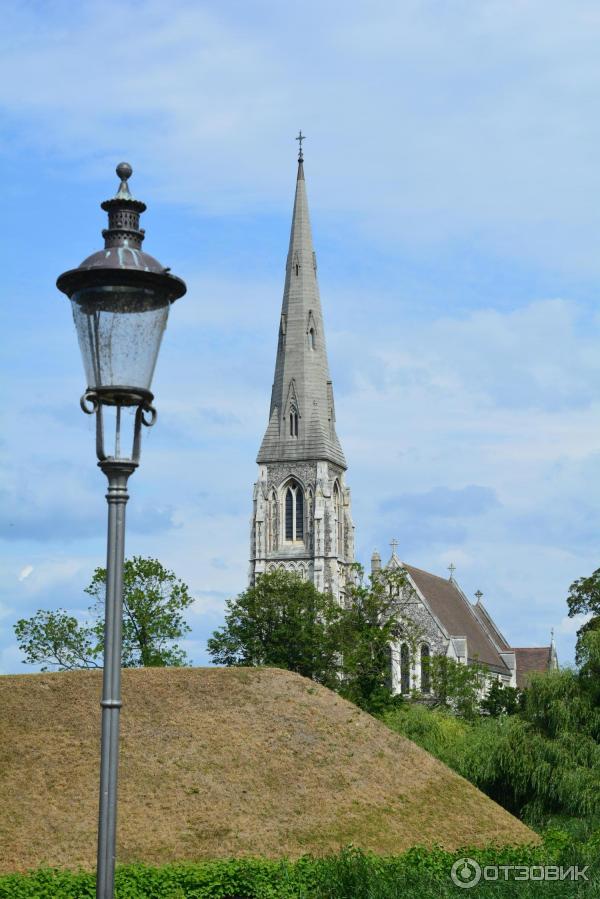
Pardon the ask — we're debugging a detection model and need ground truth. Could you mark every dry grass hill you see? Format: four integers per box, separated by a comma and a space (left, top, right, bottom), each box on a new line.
0, 666, 538, 873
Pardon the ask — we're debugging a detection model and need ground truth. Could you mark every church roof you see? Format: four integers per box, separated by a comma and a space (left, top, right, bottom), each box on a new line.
513, 647, 553, 688
472, 599, 511, 651
402, 563, 511, 674
257, 155, 346, 468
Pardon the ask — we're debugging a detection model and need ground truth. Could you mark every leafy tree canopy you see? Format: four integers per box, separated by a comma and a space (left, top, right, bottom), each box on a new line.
425, 655, 487, 721
14, 609, 101, 672
207, 569, 342, 688
567, 566, 600, 688
479, 678, 520, 718
208, 565, 424, 713
14, 556, 194, 671
336, 564, 422, 713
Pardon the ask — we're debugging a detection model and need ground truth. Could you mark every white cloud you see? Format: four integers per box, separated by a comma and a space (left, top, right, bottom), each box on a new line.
190, 593, 229, 618
3, 2, 600, 270
15, 558, 89, 597
437, 550, 474, 573
556, 613, 592, 636
18, 565, 33, 581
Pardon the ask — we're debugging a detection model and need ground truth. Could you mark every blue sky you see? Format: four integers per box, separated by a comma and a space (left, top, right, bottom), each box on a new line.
2, 0, 600, 672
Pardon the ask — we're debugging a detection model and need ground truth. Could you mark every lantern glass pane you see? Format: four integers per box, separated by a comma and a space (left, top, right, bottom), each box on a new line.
71, 286, 169, 392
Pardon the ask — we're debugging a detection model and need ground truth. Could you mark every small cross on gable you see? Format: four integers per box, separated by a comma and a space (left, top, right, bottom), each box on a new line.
448, 563, 456, 581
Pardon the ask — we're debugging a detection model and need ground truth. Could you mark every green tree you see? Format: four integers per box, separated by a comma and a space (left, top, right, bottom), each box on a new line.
14, 556, 194, 670
85, 556, 193, 667
207, 569, 342, 687
13, 609, 101, 672
209, 566, 422, 711
337, 565, 422, 713
426, 655, 487, 720
480, 678, 520, 717
567, 566, 600, 689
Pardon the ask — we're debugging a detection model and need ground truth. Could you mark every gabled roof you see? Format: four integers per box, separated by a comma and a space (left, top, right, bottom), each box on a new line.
472, 600, 511, 651
257, 157, 346, 468
513, 647, 553, 688
402, 563, 511, 674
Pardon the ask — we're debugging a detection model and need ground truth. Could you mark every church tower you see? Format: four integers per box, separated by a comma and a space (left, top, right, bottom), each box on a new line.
250, 141, 355, 600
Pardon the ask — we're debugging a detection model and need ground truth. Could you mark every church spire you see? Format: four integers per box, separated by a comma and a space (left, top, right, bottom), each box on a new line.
257, 143, 346, 467
251, 141, 355, 599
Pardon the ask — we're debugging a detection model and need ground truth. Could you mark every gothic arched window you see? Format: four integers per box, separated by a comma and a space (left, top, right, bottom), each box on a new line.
289, 405, 299, 438
333, 482, 343, 554
267, 489, 277, 552
382, 643, 392, 691
400, 643, 410, 694
309, 327, 316, 350
296, 487, 304, 538
284, 480, 304, 542
420, 644, 431, 694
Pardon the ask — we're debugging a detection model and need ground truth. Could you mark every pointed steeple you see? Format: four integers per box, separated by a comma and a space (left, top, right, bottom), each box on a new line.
257, 151, 346, 468
251, 141, 355, 599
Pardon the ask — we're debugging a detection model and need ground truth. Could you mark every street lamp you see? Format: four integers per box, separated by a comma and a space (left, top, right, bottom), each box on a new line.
57, 163, 186, 899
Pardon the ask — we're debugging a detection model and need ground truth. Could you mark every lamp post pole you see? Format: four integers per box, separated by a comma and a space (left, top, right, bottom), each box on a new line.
57, 164, 186, 899
96, 460, 134, 899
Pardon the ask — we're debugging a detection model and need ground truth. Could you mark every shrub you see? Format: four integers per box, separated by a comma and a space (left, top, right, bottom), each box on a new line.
0, 840, 597, 899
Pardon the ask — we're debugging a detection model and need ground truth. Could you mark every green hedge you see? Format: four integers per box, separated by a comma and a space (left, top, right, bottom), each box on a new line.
1, 841, 598, 899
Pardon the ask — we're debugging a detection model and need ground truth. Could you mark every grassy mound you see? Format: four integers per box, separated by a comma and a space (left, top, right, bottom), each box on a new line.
0, 667, 538, 873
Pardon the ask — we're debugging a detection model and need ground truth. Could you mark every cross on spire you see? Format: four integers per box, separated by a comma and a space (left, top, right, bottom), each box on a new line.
448, 563, 456, 581
296, 130, 306, 161
390, 538, 399, 555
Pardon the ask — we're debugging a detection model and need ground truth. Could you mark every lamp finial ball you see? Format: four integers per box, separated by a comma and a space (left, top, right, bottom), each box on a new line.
116, 162, 133, 182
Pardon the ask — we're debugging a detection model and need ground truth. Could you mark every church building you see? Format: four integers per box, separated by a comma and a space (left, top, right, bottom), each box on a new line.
372, 546, 558, 693
249, 141, 355, 601
250, 141, 558, 689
